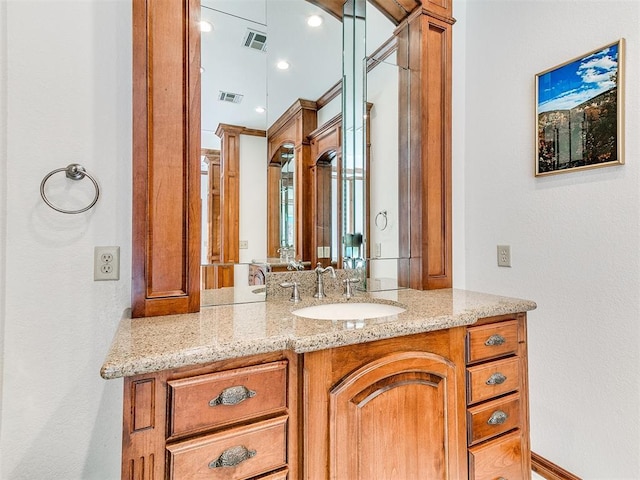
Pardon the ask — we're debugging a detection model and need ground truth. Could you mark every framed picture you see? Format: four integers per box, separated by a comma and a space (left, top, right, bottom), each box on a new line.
535, 39, 625, 176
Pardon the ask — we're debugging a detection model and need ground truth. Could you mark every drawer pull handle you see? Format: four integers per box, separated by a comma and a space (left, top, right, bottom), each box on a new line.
209, 385, 256, 407
209, 445, 256, 468
486, 372, 507, 385
487, 410, 508, 425
485, 334, 506, 346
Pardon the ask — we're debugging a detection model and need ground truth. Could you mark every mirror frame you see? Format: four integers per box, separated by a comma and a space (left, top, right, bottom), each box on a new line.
131, 0, 454, 317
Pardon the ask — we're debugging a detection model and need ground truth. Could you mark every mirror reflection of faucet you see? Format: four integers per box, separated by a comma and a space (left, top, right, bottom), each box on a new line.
314, 263, 336, 299
343, 256, 366, 291
287, 259, 304, 271
277, 246, 295, 262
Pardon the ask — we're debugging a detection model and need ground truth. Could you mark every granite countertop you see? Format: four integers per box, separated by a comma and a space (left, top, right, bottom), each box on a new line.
100, 287, 536, 380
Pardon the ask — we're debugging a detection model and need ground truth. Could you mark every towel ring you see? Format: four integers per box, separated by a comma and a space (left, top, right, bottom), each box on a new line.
375, 210, 388, 230
40, 164, 100, 214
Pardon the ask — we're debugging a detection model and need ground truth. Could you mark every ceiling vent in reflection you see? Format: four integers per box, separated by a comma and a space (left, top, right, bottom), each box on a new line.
242, 29, 267, 52
218, 91, 244, 104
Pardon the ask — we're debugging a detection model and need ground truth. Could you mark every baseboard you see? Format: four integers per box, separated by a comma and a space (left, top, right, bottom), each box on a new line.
531, 451, 582, 480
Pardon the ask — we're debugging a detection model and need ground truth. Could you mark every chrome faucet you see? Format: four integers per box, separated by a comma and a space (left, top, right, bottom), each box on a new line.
313, 262, 336, 299
287, 259, 304, 271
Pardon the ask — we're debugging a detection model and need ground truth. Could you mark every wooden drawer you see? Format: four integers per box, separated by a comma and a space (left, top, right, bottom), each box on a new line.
468, 393, 521, 445
168, 361, 287, 437
468, 430, 524, 480
467, 320, 519, 364
467, 356, 520, 404
167, 416, 288, 480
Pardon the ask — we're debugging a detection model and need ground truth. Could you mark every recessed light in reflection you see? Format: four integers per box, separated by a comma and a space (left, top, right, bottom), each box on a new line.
255, 106, 266, 113
199, 21, 213, 32
277, 60, 290, 70
307, 15, 323, 27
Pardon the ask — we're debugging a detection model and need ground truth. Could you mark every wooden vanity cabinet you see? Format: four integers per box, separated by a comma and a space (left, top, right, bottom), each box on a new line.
121, 351, 299, 480
465, 313, 531, 479
302, 328, 469, 480
120, 314, 531, 480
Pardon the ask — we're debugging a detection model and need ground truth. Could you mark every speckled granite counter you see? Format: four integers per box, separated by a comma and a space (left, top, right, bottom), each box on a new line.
100, 288, 536, 379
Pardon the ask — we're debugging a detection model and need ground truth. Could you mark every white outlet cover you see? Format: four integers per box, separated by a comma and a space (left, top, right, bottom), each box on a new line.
94, 246, 120, 281
497, 245, 511, 268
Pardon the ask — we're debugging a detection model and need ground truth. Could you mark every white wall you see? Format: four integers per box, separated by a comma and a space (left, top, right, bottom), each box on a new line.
0, 0, 7, 473
368, 57, 399, 262
1, 1, 130, 478
239, 135, 268, 263
460, 0, 640, 477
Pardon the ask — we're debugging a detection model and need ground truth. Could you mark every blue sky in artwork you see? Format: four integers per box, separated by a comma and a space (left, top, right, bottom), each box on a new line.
538, 43, 618, 113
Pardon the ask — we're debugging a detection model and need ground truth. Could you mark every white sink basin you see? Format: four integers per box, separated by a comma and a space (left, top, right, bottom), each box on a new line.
292, 302, 405, 321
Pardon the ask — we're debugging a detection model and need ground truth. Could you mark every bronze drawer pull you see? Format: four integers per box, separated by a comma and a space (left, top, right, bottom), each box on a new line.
209, 445, 256, 468
209, 385, 256, 407
485, 334, 506, 346
487, 410, 508, 425
486, 372, 507, 385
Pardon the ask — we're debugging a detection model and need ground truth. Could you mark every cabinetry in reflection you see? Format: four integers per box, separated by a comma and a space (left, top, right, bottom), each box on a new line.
466, 313, 531, 479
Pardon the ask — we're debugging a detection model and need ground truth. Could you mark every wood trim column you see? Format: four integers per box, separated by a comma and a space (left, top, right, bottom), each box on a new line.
397, 8, 454, 290
121, 373, 168, 480
131, 0, 201, 317
202, 149, 221, 264
267, 100, 318, 262
215, 124, 244, 264
267, 162, 281, 259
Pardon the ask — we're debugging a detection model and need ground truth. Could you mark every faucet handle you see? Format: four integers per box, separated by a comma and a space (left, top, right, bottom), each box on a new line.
342, 277, 361, 298
280, 281, 301, 303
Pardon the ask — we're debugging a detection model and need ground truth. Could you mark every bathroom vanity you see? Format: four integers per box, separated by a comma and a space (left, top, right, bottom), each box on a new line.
111, 0, 533, 476
102, 288, 535, 479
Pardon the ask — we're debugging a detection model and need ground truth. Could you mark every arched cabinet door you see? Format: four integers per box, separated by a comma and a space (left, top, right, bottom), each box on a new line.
329, 351, 462, 480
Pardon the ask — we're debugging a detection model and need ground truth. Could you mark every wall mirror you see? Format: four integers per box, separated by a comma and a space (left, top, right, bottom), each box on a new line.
199, 0, 407, 306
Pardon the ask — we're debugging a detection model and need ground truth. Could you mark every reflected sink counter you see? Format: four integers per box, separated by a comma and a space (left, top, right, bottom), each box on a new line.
100, 288, 536, 379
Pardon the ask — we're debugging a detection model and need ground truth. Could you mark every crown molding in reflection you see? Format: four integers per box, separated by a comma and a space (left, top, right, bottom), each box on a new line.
215, 123, 266, 138
308, 0, 422, 25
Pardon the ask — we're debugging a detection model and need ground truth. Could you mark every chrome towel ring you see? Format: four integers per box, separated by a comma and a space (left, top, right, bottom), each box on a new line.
40, 163, 100, 214
375, 210, 388, 230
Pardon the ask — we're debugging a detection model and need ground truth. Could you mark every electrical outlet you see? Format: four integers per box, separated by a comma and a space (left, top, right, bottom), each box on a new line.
95, 246, 120, 281
497, 245, 511, 267
239, 240, 248, 249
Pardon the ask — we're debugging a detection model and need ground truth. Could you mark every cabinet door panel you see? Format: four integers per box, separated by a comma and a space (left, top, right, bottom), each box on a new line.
330, 352, 458, 480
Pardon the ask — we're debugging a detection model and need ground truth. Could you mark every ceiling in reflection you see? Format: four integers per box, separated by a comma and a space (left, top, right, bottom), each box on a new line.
200, 0, 343, 144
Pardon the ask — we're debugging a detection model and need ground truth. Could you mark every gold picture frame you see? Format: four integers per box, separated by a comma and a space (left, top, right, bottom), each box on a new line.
535, 39, 625, 176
